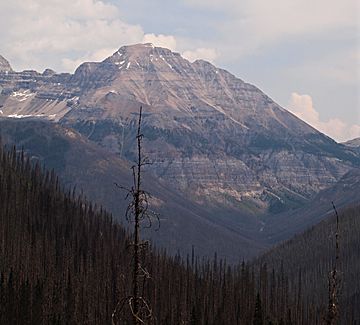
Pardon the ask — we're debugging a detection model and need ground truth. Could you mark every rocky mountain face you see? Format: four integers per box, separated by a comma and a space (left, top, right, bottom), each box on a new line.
0, 62, 74, 121
0, 45, 359, 217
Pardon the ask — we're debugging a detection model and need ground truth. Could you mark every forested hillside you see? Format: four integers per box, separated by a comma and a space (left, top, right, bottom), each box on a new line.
256, 204, 360, 324
0, 144, 358, 324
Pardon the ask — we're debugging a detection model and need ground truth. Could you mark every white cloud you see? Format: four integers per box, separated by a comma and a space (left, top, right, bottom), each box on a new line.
184, 0, 358, 58
61, 47, 118, 72
288, 92, 360, 142
1, 1, 221, 73
285, 49, 359, 85
183, 0, 238, 9
142, 34, 177, 51
0, 0, 152, 72
182, 48, 218, 63
0, 0, 223, 73
1, 0, 356, 73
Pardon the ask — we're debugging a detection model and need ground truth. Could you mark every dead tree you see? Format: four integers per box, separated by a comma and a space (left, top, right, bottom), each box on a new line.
112, 106, 158, 325
326, 202, 340, 325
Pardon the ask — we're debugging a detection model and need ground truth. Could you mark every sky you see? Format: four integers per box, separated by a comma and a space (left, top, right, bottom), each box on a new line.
0, 0, 359, 142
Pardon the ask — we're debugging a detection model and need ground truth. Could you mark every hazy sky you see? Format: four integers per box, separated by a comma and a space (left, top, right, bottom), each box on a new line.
0, 0, 359, 141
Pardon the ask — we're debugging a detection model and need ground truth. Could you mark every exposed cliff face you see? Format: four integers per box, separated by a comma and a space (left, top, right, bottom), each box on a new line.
0, 44, 358, 215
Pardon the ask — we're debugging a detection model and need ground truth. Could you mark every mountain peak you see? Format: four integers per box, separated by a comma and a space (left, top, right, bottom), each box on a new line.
0, 55, 13, 72
117, 42, 175, 53
104, 43, 180, 65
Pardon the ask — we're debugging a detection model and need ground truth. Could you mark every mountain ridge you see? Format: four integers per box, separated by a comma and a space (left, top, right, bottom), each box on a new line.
0, 43, 359, 217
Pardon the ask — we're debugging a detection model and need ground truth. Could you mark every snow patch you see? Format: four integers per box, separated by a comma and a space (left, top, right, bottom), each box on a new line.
212, 105, 249, 129
181, 123, 192, 131
115, 60, 125, 66
10, 90, 34, 102
259, 221, 265, 232
65, 129, 77, 138
264, 190, 284, 203
8, 113, 44, 119
145, 43, 155, 48
159, 55, 173, 69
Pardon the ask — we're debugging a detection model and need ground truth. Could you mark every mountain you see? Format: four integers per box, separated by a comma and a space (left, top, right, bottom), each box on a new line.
0, 44, 358, 218
64, 44, 359, 214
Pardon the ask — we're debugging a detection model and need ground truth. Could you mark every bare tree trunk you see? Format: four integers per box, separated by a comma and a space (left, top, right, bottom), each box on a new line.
112, 106, 155, 325
132, 106, 143, 324
326, 202, 340, 325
